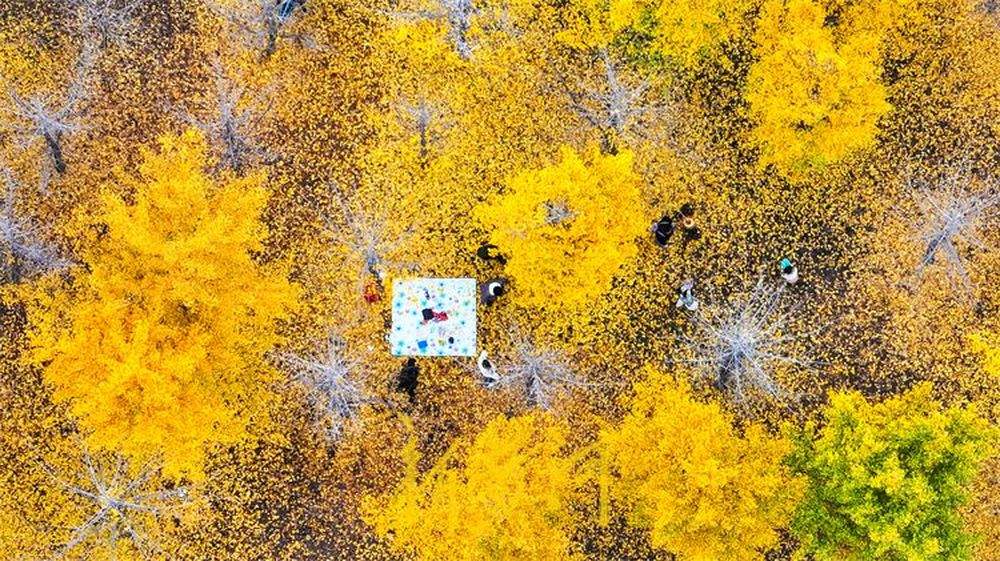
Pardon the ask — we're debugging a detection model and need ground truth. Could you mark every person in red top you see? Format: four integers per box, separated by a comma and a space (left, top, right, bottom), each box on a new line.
420, 308, 449, 323
363, 282, 380, 303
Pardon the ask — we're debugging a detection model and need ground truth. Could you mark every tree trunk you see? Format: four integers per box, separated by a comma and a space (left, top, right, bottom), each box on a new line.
44, 132, 67, 174
263, 17, 279, 59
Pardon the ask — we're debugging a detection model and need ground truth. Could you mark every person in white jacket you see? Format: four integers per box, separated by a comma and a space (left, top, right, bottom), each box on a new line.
477, 350, 500, 389
780, 258, 799, 285
676, 278, 698, 311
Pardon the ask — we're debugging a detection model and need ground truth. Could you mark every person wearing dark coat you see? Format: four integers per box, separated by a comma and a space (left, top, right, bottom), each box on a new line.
652, 202, 698, 247
397, 358, 419, 403
651, 215, 675, 246
679, 203, 701, 244
480, 278, 507, 305
476, 243, 507, 265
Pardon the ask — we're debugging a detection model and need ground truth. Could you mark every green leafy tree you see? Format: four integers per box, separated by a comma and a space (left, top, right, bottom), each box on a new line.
787, 383, 995, 561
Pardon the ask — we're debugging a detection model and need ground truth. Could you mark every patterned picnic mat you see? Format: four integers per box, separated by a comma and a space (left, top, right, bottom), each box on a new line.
390, 278, 477, 357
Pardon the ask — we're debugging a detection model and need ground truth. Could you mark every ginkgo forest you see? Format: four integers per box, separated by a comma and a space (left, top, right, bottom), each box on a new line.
0, 1, 998, 560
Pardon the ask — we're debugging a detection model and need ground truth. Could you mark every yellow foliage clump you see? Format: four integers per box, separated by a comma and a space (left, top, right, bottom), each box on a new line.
474, 145, 648, 312
601, 368, 803, 560
27, 129, 299, 480
746, 0, 891, 179
969, 331, 1000, 417
559, 0, 747, 65
644, 0, 748, 64
788, 383, 995, 561
555, 0, 629, 50
363, 414, 578, 561
823, 0, 911, 55
971, 331, 999, 380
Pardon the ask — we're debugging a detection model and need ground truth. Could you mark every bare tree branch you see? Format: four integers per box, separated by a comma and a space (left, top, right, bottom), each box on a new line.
205, 0, 315, 59
490, 328, 583, 410
389, 0, 477, 59
324, 182, 418, 298
682, 278, 815, 404
394, 96, 450, 165
566, 50, 681, 154
908, 172, 999, 295
0, 168, 72, 283
184, 61, 274, 174
43, 450, 188, 560
70, 0, 143, 50
275, 332, 372, 439
2, 44, 96, 174
543, 200, 576, 226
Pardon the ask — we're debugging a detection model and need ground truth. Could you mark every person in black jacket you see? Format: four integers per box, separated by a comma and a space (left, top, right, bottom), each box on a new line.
651, 215, 675, 246
651, 202, 701, 247
480, 278, 507, 305
476, 243, 507, 265
397, 358, 419, 403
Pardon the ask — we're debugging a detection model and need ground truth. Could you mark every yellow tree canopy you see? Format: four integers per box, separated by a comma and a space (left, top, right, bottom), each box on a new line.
27, 129, 299, 480
746, 0, 891, 179
971, 331, 998, 379
474, 145, 648, 313
0, 0, 998, 558
970, 330, 1000, 419
558, 0, 748, 65
601, 368, 803, 560
363, 414, 579, 561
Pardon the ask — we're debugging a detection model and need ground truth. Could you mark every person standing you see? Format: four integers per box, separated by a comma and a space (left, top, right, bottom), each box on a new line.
477, 350, 500, 388
679, 203, 702, 247
397, 358, 419, 403
780, 258, 799, 285
676, 278, 698, 311
651, 215, 675, 246
476, 243, 507, 265
480, 278, 507, 305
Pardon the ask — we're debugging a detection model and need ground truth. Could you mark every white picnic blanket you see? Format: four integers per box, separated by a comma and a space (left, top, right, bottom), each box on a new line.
390, 278, 477, 357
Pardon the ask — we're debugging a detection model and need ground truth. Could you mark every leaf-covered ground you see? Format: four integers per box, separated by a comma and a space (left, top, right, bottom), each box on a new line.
0, 1, 997, 560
